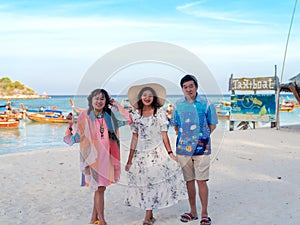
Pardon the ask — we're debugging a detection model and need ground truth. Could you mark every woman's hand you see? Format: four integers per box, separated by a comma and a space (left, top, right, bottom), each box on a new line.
169, 152, 178, 162
125, 162, 132, 172
84, 166, 91, 175
110, 99, 120, 108
66, 112, 73, 127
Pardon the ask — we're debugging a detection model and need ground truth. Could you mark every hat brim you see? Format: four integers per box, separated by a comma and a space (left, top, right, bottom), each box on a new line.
127, 83, 166, 108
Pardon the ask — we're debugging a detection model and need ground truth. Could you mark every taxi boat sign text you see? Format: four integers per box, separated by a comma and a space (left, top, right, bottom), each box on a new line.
231, 77, 276, 90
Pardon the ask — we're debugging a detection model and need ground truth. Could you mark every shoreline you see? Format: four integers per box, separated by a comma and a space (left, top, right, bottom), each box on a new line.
0, 127, 299, 225
1, 123, 299, 157
0, 95, 48, 100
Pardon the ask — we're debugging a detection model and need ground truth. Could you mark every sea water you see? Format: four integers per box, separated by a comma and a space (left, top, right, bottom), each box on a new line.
0, 94, 299, 155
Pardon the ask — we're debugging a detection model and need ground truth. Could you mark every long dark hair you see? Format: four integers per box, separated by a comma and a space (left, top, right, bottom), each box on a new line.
87, 89, 111, 115
137, 87, 160, 116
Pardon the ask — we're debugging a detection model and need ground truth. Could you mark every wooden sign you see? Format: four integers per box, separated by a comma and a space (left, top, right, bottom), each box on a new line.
230, 77, 276, 90
230, 94, 276, 122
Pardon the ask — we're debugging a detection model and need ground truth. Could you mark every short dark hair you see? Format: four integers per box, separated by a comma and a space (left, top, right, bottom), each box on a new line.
180, 74, 198, 88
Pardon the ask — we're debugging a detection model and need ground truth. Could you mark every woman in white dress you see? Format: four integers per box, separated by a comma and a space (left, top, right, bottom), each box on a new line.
125, 83, 186, 225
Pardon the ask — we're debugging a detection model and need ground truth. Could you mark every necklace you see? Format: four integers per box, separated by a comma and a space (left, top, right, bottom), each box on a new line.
96, 113, 103, 118
100, 121, 104, 139
99, 118, 104, 139
96, 113, 104, 139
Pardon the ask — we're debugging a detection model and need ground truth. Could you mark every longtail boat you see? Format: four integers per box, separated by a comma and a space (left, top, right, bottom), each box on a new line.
0, 119, 20, 128
26, 109, 68, 123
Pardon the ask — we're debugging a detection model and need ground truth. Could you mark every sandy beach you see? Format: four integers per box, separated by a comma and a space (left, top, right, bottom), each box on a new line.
0, 126, 299, 225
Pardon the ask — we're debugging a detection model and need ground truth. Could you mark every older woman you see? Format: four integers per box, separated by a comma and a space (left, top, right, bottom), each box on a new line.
64, 88, 130, 225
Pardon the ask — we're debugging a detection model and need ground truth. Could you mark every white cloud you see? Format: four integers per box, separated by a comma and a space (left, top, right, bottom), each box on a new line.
56, 0, 120, 10
176, 1, 263, 24
176, 1, 206, 10
0, 13, 226, 59
0, 2, 299, 94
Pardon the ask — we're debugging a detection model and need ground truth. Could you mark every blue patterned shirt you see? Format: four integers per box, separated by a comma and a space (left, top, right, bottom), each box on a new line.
170, 94, 218, 156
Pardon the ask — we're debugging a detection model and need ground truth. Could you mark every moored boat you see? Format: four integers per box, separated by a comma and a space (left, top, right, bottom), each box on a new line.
220, 100, 231, 106
26, 109, 68, 123
215, 101, 231, 120
0, 119, 20, 128
279, 97, 295, 112
217, 110, 230, 120
279, 99, 294, 112
26, 112, 68, 123
279, 106, 294, 112
21, 102, 69, 123
0, 101, 25, 120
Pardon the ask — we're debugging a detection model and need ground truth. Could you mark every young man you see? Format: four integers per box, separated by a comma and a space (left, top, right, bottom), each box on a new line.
170, 75, 218, 225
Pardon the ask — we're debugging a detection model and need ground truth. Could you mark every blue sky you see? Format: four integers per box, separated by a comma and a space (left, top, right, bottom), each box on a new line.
0, 0, 299, 94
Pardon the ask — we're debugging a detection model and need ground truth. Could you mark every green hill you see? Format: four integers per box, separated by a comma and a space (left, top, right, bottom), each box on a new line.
0, 77, 40, 99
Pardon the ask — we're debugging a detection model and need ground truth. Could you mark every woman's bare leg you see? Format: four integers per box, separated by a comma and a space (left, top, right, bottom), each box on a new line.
91, 186, 106, 224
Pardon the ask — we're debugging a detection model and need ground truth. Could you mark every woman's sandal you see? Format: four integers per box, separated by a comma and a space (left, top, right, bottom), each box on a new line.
143, 216, 156, 225
150, 217, 156, 223
142, 220, 153, 225
91, 220, 107, 225
180, 212, 198, 222
200, 217, 211, 225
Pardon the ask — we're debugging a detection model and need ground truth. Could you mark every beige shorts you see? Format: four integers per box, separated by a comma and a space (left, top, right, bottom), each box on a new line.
177, 154, 210, 181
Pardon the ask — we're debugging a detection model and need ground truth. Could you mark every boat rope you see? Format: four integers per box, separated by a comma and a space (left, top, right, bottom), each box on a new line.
276, 0, 298, 130
280, 0, 298, 83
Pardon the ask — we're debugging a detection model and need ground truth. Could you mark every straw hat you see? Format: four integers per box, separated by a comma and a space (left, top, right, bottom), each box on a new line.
127, 83, 166, 108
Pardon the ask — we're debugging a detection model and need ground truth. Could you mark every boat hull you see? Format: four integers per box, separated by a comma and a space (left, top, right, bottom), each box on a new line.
217, 113, 230, 120
279, 106, 294, 112
27, 113, 68, 123
0, 120, 20, 128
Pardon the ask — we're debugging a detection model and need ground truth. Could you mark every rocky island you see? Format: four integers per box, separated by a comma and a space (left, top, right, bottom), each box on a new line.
0, 77, 43, 100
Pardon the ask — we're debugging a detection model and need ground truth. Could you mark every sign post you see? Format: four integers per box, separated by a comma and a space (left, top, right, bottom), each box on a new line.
228, 72, 279, 131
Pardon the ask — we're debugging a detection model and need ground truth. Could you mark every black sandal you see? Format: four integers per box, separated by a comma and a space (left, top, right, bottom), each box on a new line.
200, 217, 211, 225
180, 212, 198, 222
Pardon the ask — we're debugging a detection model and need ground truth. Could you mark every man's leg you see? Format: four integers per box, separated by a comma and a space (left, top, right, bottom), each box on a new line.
177, 155, 198, 220
186, 180, 198, 216
197, 180, 209, 218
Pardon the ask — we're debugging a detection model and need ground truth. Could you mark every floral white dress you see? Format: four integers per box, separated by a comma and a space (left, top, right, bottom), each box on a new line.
125, 107, 186, 210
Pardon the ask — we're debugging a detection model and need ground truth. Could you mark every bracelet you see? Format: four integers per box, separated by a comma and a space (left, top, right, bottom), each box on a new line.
69, 127, 73, 131
167, 151, 173, 155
